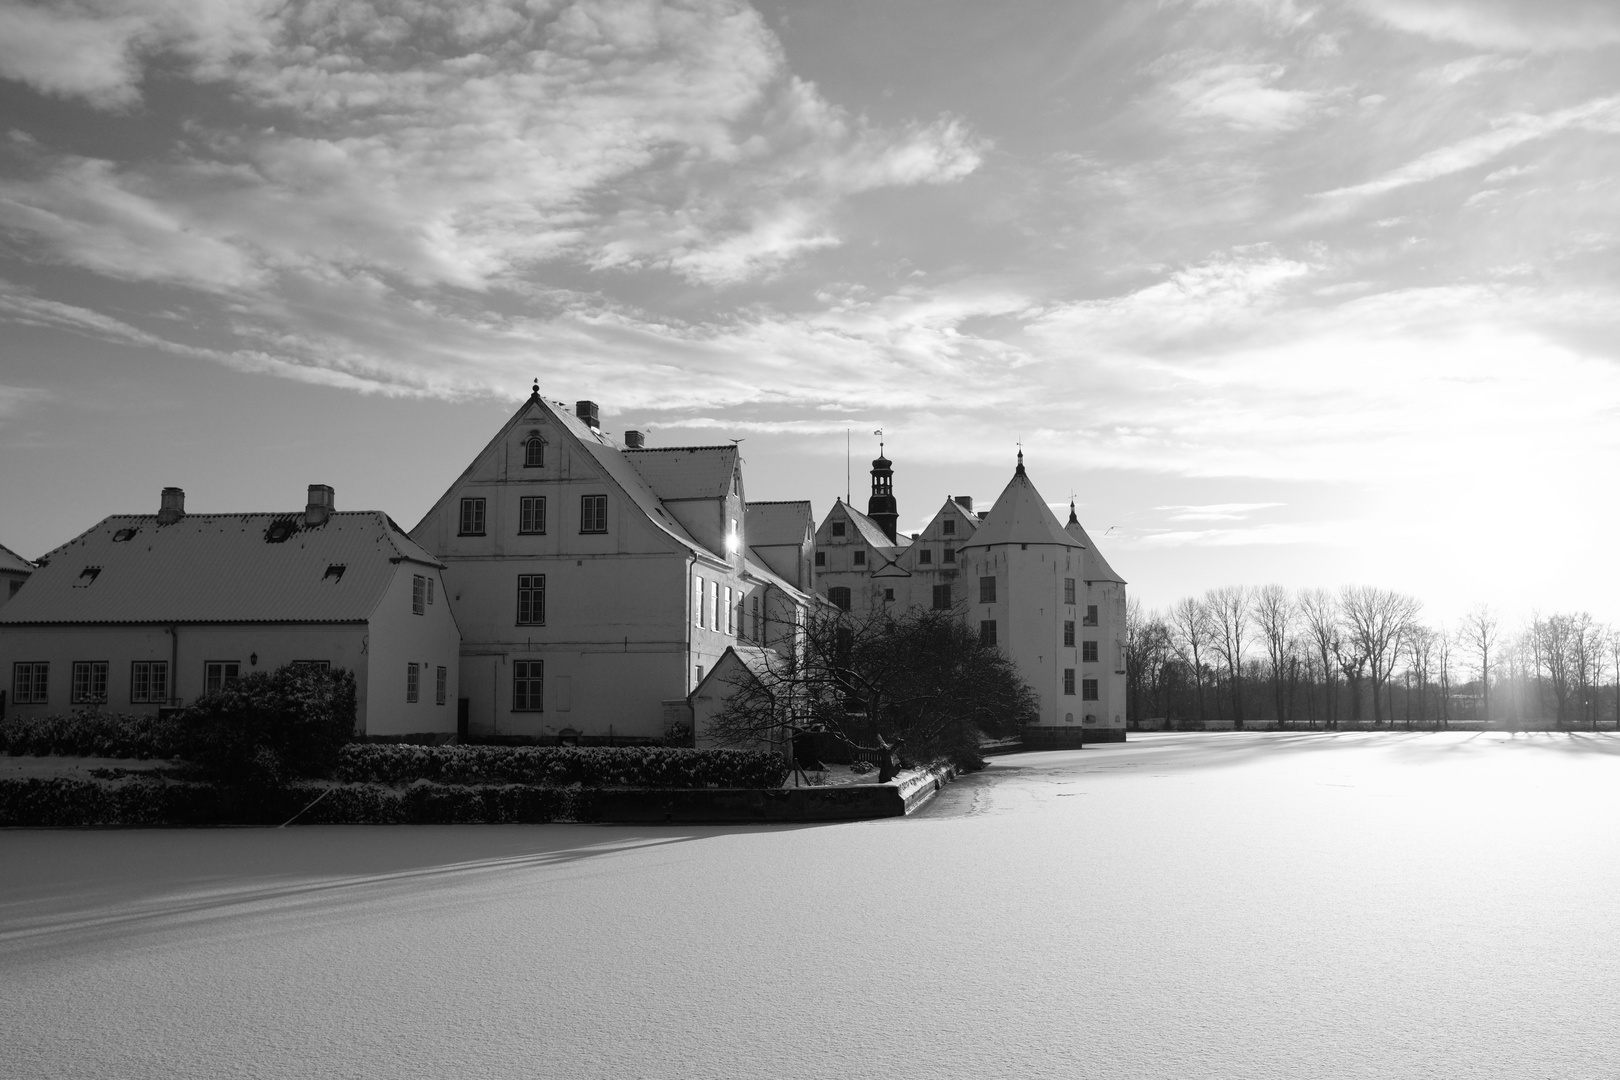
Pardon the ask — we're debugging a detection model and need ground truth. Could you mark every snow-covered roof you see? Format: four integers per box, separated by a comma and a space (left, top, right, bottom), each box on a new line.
745, 501, 813, 547
0, 541, 33, 574
742, 554, 810, 604
1065, 508, 1126, 584
623, 446, 738, 501
826, 500, 909, 557
959, 457, 1083, 551
1, 511, 437, 625
691, 644, 783, 700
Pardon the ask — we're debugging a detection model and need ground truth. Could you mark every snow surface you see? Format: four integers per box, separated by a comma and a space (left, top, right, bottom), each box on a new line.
4, 731, 1619, 1079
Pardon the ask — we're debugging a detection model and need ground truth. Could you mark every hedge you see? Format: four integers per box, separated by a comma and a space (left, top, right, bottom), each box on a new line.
0, 711, 187, 760
334, 744, 788, 789
0, 778, 580, 827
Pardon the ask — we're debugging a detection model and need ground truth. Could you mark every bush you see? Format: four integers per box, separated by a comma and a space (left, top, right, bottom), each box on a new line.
335, 744, 788, 789
0, 710, 187, 759
181, 665, 357, 786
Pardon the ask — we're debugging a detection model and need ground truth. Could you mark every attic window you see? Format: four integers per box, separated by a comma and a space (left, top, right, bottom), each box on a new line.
942, 520, 956, 536
75, 566, 102, 587
112, 528, 139, 543
523, 435, 544, 468
323, 564, 347, 582
831, 522, 845, 538
265, 520, 297, 543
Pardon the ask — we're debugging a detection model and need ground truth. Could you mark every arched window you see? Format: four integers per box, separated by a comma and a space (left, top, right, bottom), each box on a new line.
524, 437, 544, 468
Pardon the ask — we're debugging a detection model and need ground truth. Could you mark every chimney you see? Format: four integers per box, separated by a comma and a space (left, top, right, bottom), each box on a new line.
157, 487, 185, 524
953, 496, 973, 513
623, 430, 645, 449
306, 484, 335, 527
575, 400, 600, 430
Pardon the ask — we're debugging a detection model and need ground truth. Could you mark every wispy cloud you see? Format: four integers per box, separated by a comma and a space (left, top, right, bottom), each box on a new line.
1354, 0, 1620, 52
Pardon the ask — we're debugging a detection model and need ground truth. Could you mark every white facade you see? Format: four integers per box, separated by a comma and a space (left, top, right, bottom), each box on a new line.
0, 489, 459, 736
410, 390, 810, 743
812, 455, 1129, 744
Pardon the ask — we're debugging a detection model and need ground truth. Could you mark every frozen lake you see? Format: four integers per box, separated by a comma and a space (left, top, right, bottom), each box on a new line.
4, 731, 1619, 1079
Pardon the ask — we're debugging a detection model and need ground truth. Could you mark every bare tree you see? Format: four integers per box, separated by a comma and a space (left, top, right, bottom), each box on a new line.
1460, 604, 1500, 725
1435, 624, 1454, 729
1168, 596, 1213, 729
1298, 588, 1342, 729
1340, 585, 1421, 728
1252, 584, 1296, 729
1404, 625, 1437, 729
1206, 585, 1252, 728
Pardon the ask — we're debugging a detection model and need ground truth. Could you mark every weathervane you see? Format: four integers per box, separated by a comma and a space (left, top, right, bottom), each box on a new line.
874, 427, 884, 456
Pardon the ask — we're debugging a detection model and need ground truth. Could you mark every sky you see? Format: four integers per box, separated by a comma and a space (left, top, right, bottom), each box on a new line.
1, 0, 1617, 627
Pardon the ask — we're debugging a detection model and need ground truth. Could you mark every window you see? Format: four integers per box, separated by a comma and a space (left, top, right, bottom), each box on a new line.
323, 564, 346, 582
519, 496, 547, 534
1064, 621, 1075, 647
426, 577, 434, 605
580, 494, 608, 533
1082, 678, 1100, 701
828, 587, 852, 611
204, 661, 240, 695
831, 521, 846, 538
932, 584, 952, 610
751, 595, 761, 641
980, 576, 997, 603
1084, 604, 1099, 626
943, 547, 955, 564
814, 550, 825, 567
725, 586, 735, 635
74, 566, 101, 588
1083, 640, 1099, 663
71, 661, 108, 705
407, 663, 420, 703
513, 660, 543, 711
436, 666, 447, 705
710, 580, 721, 629
853, 550, 866, 566
12, 662, 48, 704
130, 661, 169, 704
412, 574, 426, 614
918, 549, 933, 565
884, 588, 895, 602
942, 520, 956, 535
523, 437, 544, 468
113, 527, 139, 543
1064, 669, 1076, 695
517, 574, 545, 625
459, 497, 486, 536
694, 578, 705, 629
980, 620, 997, 647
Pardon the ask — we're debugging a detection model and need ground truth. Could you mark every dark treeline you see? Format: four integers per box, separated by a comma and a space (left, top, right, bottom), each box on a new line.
1127, 586, 1619, 730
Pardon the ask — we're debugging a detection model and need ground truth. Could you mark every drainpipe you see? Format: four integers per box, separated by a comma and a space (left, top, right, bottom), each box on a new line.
167, 624, 179, 706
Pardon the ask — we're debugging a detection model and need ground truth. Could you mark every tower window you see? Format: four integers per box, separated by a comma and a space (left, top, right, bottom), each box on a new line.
1082, 679, 1099, 701
1064, 578, 1076, 605
1084, 604, 1098, 626
1083, 640, 1099, 663
1064, 669, 1076, 696
979, 576, 997, 604
1064, 621, 1075, 647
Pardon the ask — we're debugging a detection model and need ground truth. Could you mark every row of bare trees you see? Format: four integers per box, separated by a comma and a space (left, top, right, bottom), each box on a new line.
1128, 587, 1620, 730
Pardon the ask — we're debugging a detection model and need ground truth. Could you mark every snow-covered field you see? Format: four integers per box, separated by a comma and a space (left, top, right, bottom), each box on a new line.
4, 731, 1618, 1079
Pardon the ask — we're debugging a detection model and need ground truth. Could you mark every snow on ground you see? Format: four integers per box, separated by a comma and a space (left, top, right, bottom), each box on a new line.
4, 731, 1619, 1079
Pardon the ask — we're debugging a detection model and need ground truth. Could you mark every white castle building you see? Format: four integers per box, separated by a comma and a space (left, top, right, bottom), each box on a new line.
812, 450, 1127, 746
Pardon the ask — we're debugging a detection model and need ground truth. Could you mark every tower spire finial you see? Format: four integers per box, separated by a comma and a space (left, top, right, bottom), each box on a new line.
1015, 445, 1025, 477
531, 378, 539, 397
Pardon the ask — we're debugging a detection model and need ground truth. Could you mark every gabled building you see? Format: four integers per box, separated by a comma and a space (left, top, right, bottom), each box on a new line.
814, 450, 1128, 745
0, 542, 34, 610
0, 486, 458, 735
409, 386, 811, 743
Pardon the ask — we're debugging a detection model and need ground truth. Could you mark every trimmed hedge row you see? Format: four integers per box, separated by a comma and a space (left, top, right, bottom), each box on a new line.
334, 744, 789, 789
0, 711, 187, 760
0, 778, 579, 827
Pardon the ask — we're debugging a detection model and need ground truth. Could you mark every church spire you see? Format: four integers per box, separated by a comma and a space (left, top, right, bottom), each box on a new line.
1068, 498, 1078, 525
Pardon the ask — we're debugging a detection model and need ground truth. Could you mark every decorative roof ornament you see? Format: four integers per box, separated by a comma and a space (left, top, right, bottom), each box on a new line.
1015, 448, 1026, 477
531, 378, 540, 397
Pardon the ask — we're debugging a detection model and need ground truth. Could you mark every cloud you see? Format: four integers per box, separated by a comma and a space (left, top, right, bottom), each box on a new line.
1354, 0, 1620, 51
1155, 502, 1284, 521
1163, 61, 1327, 133
1304, 94, 1620, 213
0, 0, 983, 293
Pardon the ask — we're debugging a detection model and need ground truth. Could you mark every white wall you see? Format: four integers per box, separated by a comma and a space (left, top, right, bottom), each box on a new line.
363, 563, 460, 736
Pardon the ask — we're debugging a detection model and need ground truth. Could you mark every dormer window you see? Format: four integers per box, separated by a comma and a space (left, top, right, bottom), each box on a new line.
265, 520, 297, 544
74, 566, 102, 588
112, 528, 139, 543
323, 564, 347, 582
523, 436, 544, 468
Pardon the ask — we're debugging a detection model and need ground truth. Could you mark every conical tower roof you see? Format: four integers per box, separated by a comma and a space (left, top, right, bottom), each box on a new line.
960, 453, 1082, 551
1064, 501, 1126, 584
